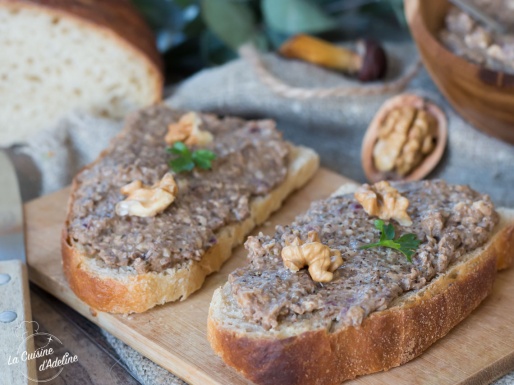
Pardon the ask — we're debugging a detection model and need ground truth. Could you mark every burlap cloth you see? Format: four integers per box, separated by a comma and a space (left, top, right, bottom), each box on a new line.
16, 41, 514, 384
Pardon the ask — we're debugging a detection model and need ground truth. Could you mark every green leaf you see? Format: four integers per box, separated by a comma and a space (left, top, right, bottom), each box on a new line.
359, 220, 421, 263
261, 0, 336, 35
199, 30, 238, 66
175, 0, 197, 9
193, 149, 216, 160
359, 242, 382, 250
183, 12, 206, 39
194, 157, 213, 170
168, 142, 216, 173
201, 0, 257, 49
396, 234, 421, 262
378, 239, 401, 249
251, 31, 270, 52
264, 27, 289, 49
374, 219, 386, 241
171, 141, 189, 155
192, 149, 216, 170
170, 157, 195, 173
397, 233, 420, 246
131, 0, 176, 30
383, 223, 395, 241
360, 0, 407, 29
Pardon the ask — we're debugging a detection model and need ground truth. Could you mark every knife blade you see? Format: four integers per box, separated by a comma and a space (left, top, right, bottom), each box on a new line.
0, 151, 25, 263
0, 151, 37, 384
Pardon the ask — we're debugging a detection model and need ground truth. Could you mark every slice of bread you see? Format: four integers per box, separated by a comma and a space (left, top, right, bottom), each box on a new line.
208, 185, 514, 385
62, 137, 319, 314
0, 0, 162, 146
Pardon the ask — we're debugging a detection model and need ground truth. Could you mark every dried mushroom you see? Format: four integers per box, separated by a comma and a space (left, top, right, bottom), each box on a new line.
279, 34, 387, 82
281, 231, 343, 283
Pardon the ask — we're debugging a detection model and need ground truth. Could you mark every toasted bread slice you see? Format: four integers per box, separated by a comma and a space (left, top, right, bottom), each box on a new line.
208, 185, 514, 385
62, 144, 319, 314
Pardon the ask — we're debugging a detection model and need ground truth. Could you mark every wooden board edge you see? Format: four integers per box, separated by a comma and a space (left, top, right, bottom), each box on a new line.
460, 351, 514, 385
27, 265, 228, 385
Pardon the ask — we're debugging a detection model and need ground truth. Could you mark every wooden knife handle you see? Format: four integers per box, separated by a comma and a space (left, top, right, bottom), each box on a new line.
0, 260, 37, 385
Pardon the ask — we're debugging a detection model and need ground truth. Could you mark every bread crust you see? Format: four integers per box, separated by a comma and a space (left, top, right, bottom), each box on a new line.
62, 136, 319, 313
3, 0, 163, 103
207, 209, 514, 385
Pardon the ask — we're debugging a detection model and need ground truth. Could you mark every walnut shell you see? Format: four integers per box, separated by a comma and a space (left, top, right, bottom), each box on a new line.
361, 93, 447, 183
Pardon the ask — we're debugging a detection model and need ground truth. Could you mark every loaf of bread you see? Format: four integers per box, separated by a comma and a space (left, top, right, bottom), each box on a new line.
62, 105, 319, 313
208, 182, 514, 385
0, 0, 163, 146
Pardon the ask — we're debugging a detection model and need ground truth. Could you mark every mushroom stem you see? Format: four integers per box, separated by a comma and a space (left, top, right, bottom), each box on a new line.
280, 34, 362, 73
279, 34, 387, 82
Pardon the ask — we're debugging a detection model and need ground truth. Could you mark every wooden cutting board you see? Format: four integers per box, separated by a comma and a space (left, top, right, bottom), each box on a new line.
24, 169, 514, 385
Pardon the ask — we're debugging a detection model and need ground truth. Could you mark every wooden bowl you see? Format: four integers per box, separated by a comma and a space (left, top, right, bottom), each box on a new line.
405, 0, 514, 145
362, 93, 448, 183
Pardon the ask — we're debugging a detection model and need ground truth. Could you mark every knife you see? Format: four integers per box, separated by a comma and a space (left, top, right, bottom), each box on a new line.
0, 152, 37, 384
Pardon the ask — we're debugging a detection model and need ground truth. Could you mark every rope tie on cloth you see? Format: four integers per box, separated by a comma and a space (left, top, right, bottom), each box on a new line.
238, 43, 422, 99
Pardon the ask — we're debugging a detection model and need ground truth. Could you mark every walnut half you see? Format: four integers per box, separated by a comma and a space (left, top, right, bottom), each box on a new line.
165, 112, 213, 146
373, 105, 437, 177
362, 94, 447, 184
354, 181, 412, 226
281, 231, 343, 283
115, 173, 178, 217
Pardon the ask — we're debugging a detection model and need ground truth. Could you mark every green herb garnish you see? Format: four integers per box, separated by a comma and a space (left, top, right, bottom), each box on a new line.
167, 141, 216, 173
359, 219, 421, 262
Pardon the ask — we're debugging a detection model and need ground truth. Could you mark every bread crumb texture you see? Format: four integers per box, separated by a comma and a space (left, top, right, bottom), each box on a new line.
0, 3, 160, 146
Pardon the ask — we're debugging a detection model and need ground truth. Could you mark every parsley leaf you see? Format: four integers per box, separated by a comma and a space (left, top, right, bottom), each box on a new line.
168, 141, 188, 155
360, 219, 421, 262
167, 142, 216, 173
170, 157, 195, 173
192, 149, 217, 170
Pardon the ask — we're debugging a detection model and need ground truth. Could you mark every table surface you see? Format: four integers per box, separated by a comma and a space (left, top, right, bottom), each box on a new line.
28, 285, 140, 385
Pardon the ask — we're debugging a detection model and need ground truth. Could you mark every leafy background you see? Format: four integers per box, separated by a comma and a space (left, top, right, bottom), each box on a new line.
131, 0, 407, 82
